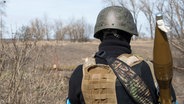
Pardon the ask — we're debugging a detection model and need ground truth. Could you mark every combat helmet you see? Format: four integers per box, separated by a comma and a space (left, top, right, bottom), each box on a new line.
94, 6, 138, 39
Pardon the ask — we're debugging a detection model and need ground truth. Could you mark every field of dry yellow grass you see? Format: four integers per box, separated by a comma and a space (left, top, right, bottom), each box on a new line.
0, 39, 183, 104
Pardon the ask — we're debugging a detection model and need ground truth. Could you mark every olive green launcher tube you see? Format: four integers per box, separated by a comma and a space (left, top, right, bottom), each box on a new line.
153, 14, 172, 104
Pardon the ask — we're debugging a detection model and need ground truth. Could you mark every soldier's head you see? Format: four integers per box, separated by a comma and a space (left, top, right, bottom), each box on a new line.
94, 6, 138, 43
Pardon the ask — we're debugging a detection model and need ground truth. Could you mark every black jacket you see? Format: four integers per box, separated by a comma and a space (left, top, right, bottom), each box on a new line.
68, 39, 176, 104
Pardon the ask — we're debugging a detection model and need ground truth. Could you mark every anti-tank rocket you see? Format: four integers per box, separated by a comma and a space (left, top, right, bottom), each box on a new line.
153, 13, 173, 104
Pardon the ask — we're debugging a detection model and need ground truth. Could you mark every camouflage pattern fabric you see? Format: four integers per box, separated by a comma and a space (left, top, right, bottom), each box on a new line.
108, 57, 154, 104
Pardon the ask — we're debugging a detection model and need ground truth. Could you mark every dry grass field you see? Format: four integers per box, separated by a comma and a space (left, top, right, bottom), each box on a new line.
0, 39, 183, 104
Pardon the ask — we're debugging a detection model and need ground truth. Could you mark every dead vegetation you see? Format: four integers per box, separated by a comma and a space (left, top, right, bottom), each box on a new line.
0, 39, 183, 104
0, 40, 70, 104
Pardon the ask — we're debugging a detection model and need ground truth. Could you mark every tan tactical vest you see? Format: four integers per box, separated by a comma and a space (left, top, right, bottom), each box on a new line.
81, 54, 157, 104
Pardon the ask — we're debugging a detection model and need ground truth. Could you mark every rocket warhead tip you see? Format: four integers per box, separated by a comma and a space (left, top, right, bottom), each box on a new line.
156, 13, 163, 20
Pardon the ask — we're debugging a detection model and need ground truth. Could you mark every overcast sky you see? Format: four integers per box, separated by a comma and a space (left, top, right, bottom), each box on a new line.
4, 0, 105, 37
3, 0, 150, 38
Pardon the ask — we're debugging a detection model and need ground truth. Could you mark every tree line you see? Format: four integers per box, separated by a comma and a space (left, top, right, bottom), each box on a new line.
14, 17, 92, 42
0, 1, 93, 42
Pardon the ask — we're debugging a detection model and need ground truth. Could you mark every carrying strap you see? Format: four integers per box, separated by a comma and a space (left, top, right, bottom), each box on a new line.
95, 50, 154, 104
145, 60, 158, 89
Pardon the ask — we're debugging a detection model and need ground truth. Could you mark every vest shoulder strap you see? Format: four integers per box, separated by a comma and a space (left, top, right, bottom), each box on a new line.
145, 60, 158, 88
83, 54, 144, 69
118, 54, 144, 67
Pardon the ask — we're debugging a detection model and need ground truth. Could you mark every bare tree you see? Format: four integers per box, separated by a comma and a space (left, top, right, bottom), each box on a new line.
0, 0, 6, 39
43, 15, 51, 40
30, 18, 46, 40
61, 18, 92, 42
139, 0, 156, 39
156, 0, 166, 12
162, 0, 184, 70
53, 19, 65, 40
15, 18, 49, 42
165, 0, 184, 38
84, 22, 93, 41
16, 25, 32, 40
53, 17, 92, 42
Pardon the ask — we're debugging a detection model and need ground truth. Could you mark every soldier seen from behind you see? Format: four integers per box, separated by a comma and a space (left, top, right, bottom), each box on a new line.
66, 6, 177, 104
